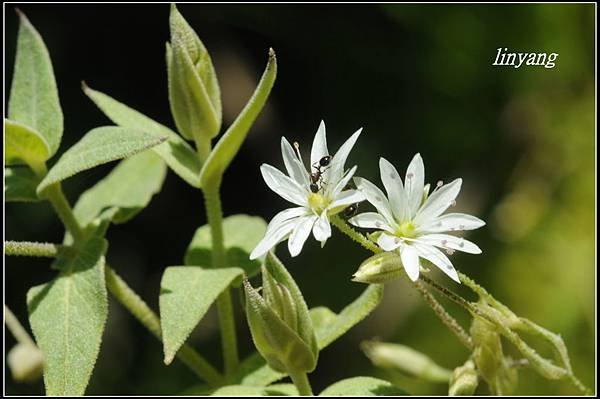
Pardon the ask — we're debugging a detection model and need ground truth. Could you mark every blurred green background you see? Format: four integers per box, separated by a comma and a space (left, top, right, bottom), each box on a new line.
4, 3, 595, 395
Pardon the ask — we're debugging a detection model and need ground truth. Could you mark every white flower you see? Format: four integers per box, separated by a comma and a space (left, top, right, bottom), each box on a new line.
250, 121, 365, 260
349, 154, 485, 283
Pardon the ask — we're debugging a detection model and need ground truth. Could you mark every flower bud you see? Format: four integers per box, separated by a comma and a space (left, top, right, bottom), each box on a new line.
448, 359, 478, 396
7, 343, 44, 383
362, 340, 452, 383
352, 252, 404, 284
243, 253, 318, 374
167, 4, 222, 161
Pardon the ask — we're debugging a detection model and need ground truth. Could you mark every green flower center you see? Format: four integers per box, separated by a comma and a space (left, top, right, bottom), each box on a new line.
397, 221, 417, 239
308, 193, 329, 213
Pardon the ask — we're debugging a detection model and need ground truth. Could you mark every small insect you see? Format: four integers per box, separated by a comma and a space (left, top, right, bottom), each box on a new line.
309, 155, 332, 193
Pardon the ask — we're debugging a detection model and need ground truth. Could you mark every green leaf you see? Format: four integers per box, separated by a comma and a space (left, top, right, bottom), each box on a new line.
167, 3, 221, 159
27, 236, 108, 395
82, 84, 202, 187
233, 284, 384, 387
319, 376, 407, 396
199, 49, 277, 186
184, 214, 267, 282
209, 383, 298, 396
312, 284, 384, 349
37, 126, 167, 193
5, 166, 43, 202
73, 151, 167, 227
159, 266, 243, 364
4, 119, 50, 172
9, 10, 63, 156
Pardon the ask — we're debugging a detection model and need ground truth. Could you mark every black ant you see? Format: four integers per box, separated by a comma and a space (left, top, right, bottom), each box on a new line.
309, 155, 331, 193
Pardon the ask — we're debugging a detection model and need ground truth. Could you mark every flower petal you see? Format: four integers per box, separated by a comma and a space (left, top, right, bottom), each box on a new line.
405, 153, 425, 218
288, 215, 317, 257
250, 217, 298, 260
417, 213, 486, 234
328, 189, 365, 211
327, 128, 362, 190
414, 178, 462, 225
417, 233, 482, 254
354, 176, 396, 226
379, 157, 409, 222
412, 242, 460, 283
348, 212, 394, 233
312, 212, 331, 243
265, 207, 310, 234
281, 137, 309, 187
261, 164, 308, 206
377, 233, 402, 251
331, 165, 357, 198
400, 245, 420, 281
310, 120, 329, 168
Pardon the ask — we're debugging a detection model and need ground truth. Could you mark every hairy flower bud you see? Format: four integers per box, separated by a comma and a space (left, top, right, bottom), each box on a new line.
7, 343, 44, 383
352, 251, 405, 284
448, 359, 478, 396
243, 253, 318, 374
362, 340, 452, 383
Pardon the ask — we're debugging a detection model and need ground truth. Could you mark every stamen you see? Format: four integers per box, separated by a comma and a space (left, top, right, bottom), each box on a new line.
375, 221, 381, 228
441, 239, 448, 246
446, 248, 455, 256
394, 237, 400, 244
458, 240, 464, 248
450, 200, 456, 207
436, 180, 443, 188
293, 141, 302, 159
407, 172, 414, 179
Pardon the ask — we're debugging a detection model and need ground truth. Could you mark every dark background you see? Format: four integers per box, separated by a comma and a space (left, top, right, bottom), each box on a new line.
4, 3, 595, 395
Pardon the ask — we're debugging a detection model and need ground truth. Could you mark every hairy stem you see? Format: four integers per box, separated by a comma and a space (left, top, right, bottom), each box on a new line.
44, 183, 85, 243
412, 281, 473, 350
330, 214, 382, 253
202, 182, 239, 377
105, 266, 224, 386
4, 305, 36, 347
4, 241, 62, 258
288, 369, 313, 396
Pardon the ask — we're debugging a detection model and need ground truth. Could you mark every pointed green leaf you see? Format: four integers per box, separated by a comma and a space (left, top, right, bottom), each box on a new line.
167, 4, 221, 159
185, 214, 267, 282
73, 151, 167, 227
5, 119, 50, 172
319, 376, 407, 396
209, 383, 298, 396
199, 49, 277, 186
5, 166, 43, 202
159, 266, 243, 364
82, 84, 202, 187
233, 284, 384, 387
37, 126, 167, 193
9, 10, 63, 156
27, 236, 108, 395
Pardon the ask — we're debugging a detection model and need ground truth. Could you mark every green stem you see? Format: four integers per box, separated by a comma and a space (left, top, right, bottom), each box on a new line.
202, 182, 239, 377
4, 241, 63, 258
289, 369, 313, 396
44, 183, 85, 243
412, 281, 473, 350
4, 305, 36, 347
330, 215, 382, 253
105, 266, 224, 386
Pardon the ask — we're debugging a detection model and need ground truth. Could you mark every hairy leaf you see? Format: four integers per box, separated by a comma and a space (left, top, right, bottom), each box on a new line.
82, 84, 202, 187
185, 214, 267, 282
319, 376, 407, 396
159, 266, 243, 364
4, 119, 50, 171
9, 10, 63, 156
5, 166, 43, 202
199, 49, 277, 186
73, 151, 167, 227
37, 126, 167, 193
27, 237, 108, 395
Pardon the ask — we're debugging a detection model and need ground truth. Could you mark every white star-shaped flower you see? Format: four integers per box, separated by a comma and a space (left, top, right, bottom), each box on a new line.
349, 154, 485, 283
250, 121, 365, 259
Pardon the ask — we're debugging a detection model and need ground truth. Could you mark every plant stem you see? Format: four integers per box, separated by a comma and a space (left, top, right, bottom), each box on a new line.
330, 215, 382, 253
202, 182, 239, 377
44, 183, 84, 243
289, 369, 313, 396
412, 281, 473, 350
4, 305, 36, 347
4, 241, 62, 258
105, 266, 224, 386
